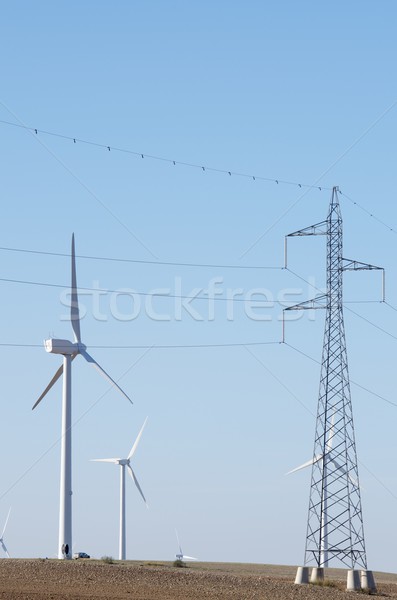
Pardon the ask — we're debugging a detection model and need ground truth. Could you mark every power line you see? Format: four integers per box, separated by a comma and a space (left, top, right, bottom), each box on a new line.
5, 336, 389, 400
0, 343, 42, 348
91, 341, 281, 349
244, 345, 314, 416
0, 245, 282, 271
340, 190, 397, 236
357, 461, 397, 503
284, 342, 397, 409
0, 274, 384, 307
384, 301, 397, 313
0, 341, 281, 349
2, 122, 397, 242
0, 275, 281, 301
0, 118, 331, 192
345, 305, 397, 342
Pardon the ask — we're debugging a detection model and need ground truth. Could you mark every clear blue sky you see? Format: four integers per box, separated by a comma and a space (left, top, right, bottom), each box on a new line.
1, 1, 397, 571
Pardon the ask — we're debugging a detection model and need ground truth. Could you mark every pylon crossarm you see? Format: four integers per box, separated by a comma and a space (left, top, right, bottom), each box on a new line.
342, 259, 385, 301
284, 221, 328, 269
287, 220, 328, 237
284, 221, 328, 267
282, 295, 327, 342
284, 295, 328, 311
341, 258, 383, 271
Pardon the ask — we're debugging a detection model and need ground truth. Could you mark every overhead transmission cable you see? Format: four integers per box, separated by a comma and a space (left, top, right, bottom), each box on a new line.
0, 119, 331, 192
0, 341, 281, 349
0, 245, 282, 271
345, 305, 397, 342
284, 342, 397, 409
0, 275, 283, 301
0, 274, 386, 307
3, 118, 397, 244
2, 120, 397, 238
340, 190, 397, 236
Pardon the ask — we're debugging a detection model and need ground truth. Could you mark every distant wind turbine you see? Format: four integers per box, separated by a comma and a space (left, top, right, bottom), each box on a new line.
33, 234, 132, 559
286, 410, 356, 566
91, 418, 148, 560
175, 529, 197, 562
0, 508, 11, 558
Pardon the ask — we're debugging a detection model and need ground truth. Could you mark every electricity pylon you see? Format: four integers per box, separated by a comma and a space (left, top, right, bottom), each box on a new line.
284, 187, 383, 588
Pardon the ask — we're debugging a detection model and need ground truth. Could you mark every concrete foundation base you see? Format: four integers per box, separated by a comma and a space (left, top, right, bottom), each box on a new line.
346, 570, 361, 591
310, 567, 324, 583
294, 565, 376, 592
294, 566, 309, 584
360, 570, 376, 592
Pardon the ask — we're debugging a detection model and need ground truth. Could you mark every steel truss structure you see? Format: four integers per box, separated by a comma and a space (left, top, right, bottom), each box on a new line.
285, 187, 383, 569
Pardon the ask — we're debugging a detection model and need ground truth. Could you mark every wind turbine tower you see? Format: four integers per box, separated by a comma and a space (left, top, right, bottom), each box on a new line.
34, 235, 132, 559
284, 187, 383, 591
0, 508, 11, 558
91, 418, 148, 561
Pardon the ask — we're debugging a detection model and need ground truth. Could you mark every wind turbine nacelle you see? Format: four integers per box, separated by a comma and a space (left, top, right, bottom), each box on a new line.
44, 339, 77, 355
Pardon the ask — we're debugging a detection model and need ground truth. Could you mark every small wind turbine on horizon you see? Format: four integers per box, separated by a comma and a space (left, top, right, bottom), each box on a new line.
0, 508, 11, 558
33, 234, 132, 559
175, 529, 197, 562
91, 418, 148, 561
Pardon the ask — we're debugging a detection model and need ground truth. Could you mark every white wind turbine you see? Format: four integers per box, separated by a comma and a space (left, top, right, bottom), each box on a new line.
91, 418, 148, 560
33, 234, 132, 559
286, 410, 355, 566
175, 529, 197, 562
0, 508, 11, 558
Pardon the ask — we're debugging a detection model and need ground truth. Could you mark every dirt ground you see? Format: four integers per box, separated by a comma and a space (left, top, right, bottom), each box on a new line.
0, 559, 396, 600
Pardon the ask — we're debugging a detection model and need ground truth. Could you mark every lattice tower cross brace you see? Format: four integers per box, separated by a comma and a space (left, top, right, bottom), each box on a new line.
284, 186, 384, 569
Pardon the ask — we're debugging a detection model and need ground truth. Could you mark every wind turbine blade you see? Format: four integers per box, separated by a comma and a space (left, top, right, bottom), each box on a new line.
90, 458, 120, 463
329, 458, 359, 487
182, 555, 197, 561
80, 349, 132, 404
175, 529, 183, 555
330, 457, 346, 474
127, 465, 148, 506
128, 417, 148, 459
1, 508, 11, 538
1, 540, 10, 558
286, 454, 322, 475
33, 354, 77, 410
325, 410, 336, 453
70, 233, 81, 344
32, 364, 64, 409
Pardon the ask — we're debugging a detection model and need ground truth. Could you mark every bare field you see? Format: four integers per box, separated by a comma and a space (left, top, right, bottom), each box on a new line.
0, 559, 396, 600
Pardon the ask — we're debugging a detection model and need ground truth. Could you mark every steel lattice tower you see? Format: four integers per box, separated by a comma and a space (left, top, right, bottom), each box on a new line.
285, 187, 383, 572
